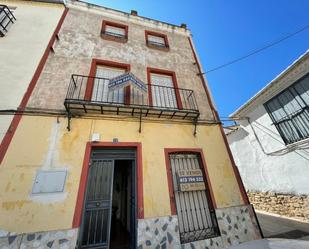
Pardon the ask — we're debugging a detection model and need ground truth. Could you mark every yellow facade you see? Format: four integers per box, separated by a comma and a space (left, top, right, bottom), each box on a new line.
0, 116, 243, 233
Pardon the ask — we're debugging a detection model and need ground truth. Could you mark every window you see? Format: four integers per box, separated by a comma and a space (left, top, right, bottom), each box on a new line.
147, 68, 182, 109
0, 5, 16, 37
264, 73, 309, 144
101, 20, 128, 43
165, 150, 219, 243
92, 65, 126, 103
145, 30, 169, 51
84, 59, 131, 104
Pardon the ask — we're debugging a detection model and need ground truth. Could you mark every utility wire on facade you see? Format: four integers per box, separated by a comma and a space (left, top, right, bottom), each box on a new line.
202, 24, 309, 74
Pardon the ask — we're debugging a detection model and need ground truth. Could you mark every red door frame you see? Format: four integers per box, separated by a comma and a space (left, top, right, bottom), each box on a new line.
84, 59, 131, 104
164, 148, 217, 215
147, 67, 183, 109
72, 142, 144, 228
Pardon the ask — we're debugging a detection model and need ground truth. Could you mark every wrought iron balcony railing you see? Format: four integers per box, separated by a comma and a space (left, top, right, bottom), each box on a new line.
0, 5, 16, 37
64, 74, 199, 121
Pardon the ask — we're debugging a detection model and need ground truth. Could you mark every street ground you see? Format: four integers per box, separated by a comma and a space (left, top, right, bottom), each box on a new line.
256, 211, 309, 241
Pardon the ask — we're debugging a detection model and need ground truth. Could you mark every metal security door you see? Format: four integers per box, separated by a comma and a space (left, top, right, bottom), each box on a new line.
129, 160, 136, 249
79, 159, 115, 249
169, 154, 218, 243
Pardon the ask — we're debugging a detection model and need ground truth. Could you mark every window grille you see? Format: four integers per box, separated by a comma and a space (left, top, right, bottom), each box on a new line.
105, 25, 126, 38
146, 31, 169, 50
264, 73, 309, 144
0, 5, 16, 37
148, 34, 166, 47
169, 153, 219, 243
101, 21, 127, 41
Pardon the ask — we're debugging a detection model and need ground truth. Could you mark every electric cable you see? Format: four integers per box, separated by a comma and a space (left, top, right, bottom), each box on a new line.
204, 24, 309, 74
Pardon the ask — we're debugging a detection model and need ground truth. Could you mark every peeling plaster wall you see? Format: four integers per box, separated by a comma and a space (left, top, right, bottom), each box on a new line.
0, 0, 248, 242
27, 5, 214, 120
0, 0, 64, 141
227, 101, 309, 196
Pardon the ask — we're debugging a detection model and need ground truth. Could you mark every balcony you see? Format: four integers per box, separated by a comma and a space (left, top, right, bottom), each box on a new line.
64, 74, 199, 128
0, 5, 16, 37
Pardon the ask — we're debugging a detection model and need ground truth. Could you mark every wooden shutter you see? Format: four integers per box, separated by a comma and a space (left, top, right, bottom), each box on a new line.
106, 25, 125, 37
92, 66, 125, 103
148, 34, 165, 46
150, 73, 177, 109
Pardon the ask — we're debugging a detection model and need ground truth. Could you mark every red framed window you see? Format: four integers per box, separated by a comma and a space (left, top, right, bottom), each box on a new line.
84, 59, 131, 105
147, 67, 182, 109
145, 30, 169, 51
101, 20, 128, 43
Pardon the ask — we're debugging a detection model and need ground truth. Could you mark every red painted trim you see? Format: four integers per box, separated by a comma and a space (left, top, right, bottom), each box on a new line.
218, 125, 249, 205
164, 148, 217, 216
72, 142, 91, 228
101, 20, 128, 43
187, 36, 249, 205
0, 8, 69, 165
84, 59, 131, 101
187, 37, 219, 121
124, 85, 131, 105
146, 67, 183, 109
72, 142, 143, 228
145, 30, 169, 51
164, 149, 177, 215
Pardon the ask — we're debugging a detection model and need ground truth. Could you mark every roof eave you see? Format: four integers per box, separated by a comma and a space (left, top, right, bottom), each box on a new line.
230, 49, 309, 118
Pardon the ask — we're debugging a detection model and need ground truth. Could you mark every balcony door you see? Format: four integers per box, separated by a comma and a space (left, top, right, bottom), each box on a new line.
150, 72, 178, 109
91, 65, 126, 104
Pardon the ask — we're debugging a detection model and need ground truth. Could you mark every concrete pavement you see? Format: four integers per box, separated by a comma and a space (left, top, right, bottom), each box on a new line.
256, 211, 309, 241
228, 239, 309, 249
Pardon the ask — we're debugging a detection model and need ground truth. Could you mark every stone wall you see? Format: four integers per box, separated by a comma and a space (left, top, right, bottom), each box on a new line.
0, 228, 78, 249
0, 204, 261, 249
247, 191, 309, 222
215, 205, 261, 248
137, 204, 261, 249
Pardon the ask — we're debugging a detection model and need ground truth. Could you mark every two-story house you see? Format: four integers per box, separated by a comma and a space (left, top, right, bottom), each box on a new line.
0, 1, 262, 248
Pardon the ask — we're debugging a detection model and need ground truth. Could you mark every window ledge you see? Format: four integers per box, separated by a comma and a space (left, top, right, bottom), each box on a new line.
146, 43, 170, 52
101, 33, 128, 43
286, 137, 309, 148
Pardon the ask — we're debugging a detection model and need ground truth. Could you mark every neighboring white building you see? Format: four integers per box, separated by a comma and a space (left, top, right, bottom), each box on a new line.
227, 50, 309, 221
0, 0, 64, 141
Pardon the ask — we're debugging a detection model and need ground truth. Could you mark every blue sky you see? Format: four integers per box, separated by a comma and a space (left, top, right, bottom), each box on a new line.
87, 0, 309, 118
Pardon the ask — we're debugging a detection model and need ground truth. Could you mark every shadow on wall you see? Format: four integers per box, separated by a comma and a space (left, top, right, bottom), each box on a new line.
229, 127, 249, 144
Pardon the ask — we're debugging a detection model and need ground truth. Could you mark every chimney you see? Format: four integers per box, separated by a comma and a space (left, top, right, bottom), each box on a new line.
180, 23, 187, 29
131, 10, 138, 16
